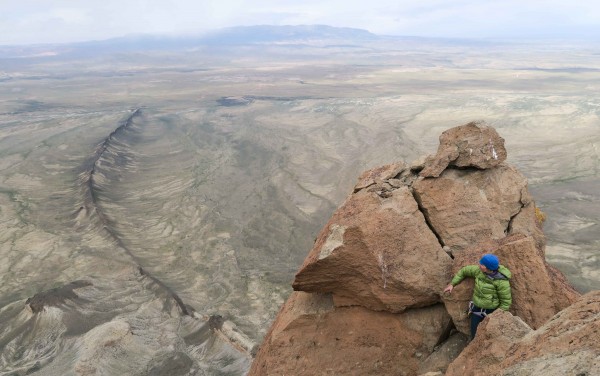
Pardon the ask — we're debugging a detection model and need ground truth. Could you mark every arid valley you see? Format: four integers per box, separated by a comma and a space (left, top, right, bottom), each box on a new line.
1, 29, 599, 374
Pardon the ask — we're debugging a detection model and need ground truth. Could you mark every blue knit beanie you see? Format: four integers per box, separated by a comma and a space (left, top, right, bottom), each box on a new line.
480, 254, 499, 271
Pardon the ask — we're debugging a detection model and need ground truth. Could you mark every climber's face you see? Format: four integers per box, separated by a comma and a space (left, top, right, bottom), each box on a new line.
479, 263, 491, 273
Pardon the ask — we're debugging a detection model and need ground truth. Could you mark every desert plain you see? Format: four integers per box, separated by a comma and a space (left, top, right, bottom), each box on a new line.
0, 35, 599, 374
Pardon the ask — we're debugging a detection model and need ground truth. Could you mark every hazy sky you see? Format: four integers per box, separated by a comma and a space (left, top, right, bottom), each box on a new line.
1, 0, 599, 45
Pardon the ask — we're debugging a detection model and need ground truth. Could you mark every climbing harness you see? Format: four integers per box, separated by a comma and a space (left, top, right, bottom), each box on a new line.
467, 301, 490, 318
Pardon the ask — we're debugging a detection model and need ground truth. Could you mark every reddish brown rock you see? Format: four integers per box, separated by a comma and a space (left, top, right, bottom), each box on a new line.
420, 121, 507, 178
354, 162, 406, 192
413, 164, 534, 253
249, 291, 452, 376
445, 310, 532, 376
499, 290, 600, 375
252, 123, 585, 376
495, 236, 580, 328
507, 200, 546, 252
447, 291, 600, 376
293, 186, 451, 312
443, 235, 580, 335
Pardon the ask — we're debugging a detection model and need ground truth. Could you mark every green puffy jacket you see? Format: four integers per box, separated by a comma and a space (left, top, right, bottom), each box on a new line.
451, 265, 512, 310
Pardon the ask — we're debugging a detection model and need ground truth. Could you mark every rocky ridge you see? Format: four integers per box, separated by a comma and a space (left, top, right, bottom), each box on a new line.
249, 121, 597, 375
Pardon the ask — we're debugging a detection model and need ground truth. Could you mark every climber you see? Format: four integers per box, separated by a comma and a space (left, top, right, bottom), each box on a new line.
443, 254, 512, 339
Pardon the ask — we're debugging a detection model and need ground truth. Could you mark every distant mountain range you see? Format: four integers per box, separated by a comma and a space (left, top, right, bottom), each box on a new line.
200, 24, 379, 44
0, 25, 384, 59
0, 24, 510, 61
2, 24, 593, 60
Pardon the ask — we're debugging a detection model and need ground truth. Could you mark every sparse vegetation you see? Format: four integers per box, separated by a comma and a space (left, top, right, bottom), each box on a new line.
0, 35, 599, 375
535, 206, 547, 225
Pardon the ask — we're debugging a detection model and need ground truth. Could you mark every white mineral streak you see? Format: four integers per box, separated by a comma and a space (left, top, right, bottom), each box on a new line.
490, 139, 498, 159
378, 253, 389, 289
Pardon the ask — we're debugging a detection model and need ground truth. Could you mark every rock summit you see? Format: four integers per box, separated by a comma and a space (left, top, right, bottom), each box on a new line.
249, 122, 595, 376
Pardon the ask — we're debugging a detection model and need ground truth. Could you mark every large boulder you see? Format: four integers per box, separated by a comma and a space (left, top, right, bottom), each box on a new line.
420, 121, 506, 178
249, 291, 452, 376
446, 291, 600, 376
293, 164, 451, 313
498, 290, 600, 375
445, 310, 532, 376
443, 234, 580, 335
413, 164, 538, 253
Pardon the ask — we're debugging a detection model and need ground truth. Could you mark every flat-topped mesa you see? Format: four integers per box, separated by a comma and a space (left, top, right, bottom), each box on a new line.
420, 121, 507, 178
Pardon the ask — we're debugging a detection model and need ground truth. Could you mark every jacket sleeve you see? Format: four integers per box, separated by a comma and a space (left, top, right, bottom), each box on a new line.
496, 280, 512, 310
450, 265, 479, 286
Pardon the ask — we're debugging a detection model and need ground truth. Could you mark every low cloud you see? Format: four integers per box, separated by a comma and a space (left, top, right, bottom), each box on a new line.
1, 0, 599, 45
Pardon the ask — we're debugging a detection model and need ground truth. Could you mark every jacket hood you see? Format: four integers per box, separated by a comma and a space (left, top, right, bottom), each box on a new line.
490, 265, 512, 279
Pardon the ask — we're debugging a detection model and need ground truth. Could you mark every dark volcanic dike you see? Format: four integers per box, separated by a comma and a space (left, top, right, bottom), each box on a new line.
77, 108, 192, 316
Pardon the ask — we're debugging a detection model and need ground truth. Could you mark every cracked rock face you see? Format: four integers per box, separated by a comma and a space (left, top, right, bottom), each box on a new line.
420, 121, 507, 178
250, 122, 584, 376
412, 164, 536, 254
293, 165, 451, 313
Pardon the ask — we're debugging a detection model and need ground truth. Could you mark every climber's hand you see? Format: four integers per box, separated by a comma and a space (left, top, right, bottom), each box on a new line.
443, 284, 454, 294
